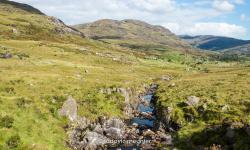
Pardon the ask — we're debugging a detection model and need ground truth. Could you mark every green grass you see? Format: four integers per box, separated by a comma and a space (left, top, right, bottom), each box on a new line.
0, 1, 250, 149
0, 39, 179, 149
155, 62, 250, 149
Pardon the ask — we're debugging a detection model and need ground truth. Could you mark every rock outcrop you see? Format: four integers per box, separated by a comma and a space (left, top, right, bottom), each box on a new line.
185, 96, 200, 106
59, 96, 78, 122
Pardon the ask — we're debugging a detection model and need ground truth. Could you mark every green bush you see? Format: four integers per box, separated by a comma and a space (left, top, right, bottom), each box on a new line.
16, 97, 31, 108
0, 115, 14, 128
6, 134, 21, 149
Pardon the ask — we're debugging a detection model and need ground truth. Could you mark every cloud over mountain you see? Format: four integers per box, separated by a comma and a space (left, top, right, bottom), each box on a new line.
13, 0, 249, 39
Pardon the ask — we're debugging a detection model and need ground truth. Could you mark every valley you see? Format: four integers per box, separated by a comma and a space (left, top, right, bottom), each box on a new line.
0, 0, 250, 150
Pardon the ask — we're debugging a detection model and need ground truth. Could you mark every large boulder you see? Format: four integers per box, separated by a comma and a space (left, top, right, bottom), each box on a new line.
103, 118, 125, 139
185, 96, 200, 106
157, 131, 172, 145
58, 96, 78, 122
84, 132, 109, 150
70, 129, 109, 150
103, 118, 125, 129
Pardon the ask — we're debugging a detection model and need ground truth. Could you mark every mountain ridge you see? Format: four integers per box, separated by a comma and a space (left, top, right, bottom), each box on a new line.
0, 0, 84, 42
0, 0, 44, 15
73, 19, 193, 52
180, 35, 250, 54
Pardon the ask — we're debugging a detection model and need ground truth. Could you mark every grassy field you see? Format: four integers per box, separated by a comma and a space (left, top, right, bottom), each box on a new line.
1, 39, 249, 149
0, 39, 186, 149
155, 62, 250, 149
0, 1, 250, 149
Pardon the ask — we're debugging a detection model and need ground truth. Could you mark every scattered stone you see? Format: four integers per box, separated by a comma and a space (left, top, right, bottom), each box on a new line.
103, 118, 125, 139
58, 96, 78, 122
132, 123, 139, 127
185, 96, 200, 106
230, 122, 244, 129
166, 107, 173, 114
51, 98, 56, 104
106, 88, 112, 94
12, 28, 18, 34
112, 57, 119, 61
221, 105, 230, 112
156, 131, 172, 143
104, 127, 124, 139
77, 117, 92, 129
161, 75, 172, 81
169, 83, 176, 87
84, 69, 89, 73
1, 53, 12, 59
143, 129, 155, 137
84, 131, 109, 149
104, 118, 125, 129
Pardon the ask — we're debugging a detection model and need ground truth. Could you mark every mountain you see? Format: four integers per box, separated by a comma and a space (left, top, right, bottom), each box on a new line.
1, 1, 250, 150
223, 44, 250, 56
73, 19, 192, 52
180, 35, 250, 52
0, 0, 84, 42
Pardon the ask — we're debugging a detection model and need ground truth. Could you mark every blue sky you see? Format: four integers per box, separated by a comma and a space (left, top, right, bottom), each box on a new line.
14, 0, 250, 39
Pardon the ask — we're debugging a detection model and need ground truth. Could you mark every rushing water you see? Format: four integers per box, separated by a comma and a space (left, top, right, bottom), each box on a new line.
131, 94, 156, 128
109, 84, 158, 150
132, 84, 157, 128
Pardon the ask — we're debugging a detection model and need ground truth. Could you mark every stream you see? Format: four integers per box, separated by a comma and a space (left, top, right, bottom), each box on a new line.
65, 84, 172, 150
109, 84, 162, 150
131, 84, 157, 130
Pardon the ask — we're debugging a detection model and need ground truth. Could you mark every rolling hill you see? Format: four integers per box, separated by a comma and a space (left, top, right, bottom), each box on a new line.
180, 35, 250, 55
0, 0, 84, 42
0, 1, 250, 150
73, 19, 193, 52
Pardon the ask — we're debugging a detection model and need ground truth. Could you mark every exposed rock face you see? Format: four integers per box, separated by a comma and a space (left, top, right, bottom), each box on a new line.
103, 118, 126, 139
66, 85, 174, 150
117, 88, 134, 117
84, 132, 109, 149
68, 117, 125, 150
49, 17, 84, 37
59, 96, 78, 122
185, 96, 200, 106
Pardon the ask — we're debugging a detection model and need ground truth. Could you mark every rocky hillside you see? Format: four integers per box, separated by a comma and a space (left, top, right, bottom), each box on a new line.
223, 44, 250, 56
1, 1, 250, 150
180, 35, 250, 53
0, 0, 84, 41
73, 19, 192, 52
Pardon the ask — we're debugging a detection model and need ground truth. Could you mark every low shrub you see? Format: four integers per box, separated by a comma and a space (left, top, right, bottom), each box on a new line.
6, 134, 21, 149
0, 115, 14, 128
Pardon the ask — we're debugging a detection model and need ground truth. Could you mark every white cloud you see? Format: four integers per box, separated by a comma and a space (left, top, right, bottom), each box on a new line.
234, 0, 245, 5
12, 0, 248, 39
240, 14, 246, 21
213, 0, 235, 12
164, 22, 247, 38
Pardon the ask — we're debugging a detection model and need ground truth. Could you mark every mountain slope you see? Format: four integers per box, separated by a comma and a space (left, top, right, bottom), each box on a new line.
0, 0, 44, 15
73, 19, 192, 52
223, 44, 250, 56
0, 0, 84, 42
180, 35, 250, 52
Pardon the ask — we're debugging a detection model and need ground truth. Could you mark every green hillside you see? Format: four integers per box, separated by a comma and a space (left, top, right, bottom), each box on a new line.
73, 19, 193, 53
0, 1, 249, 150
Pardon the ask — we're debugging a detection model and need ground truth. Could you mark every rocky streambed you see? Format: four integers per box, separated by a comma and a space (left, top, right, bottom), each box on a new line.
59, 83, 173, 150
